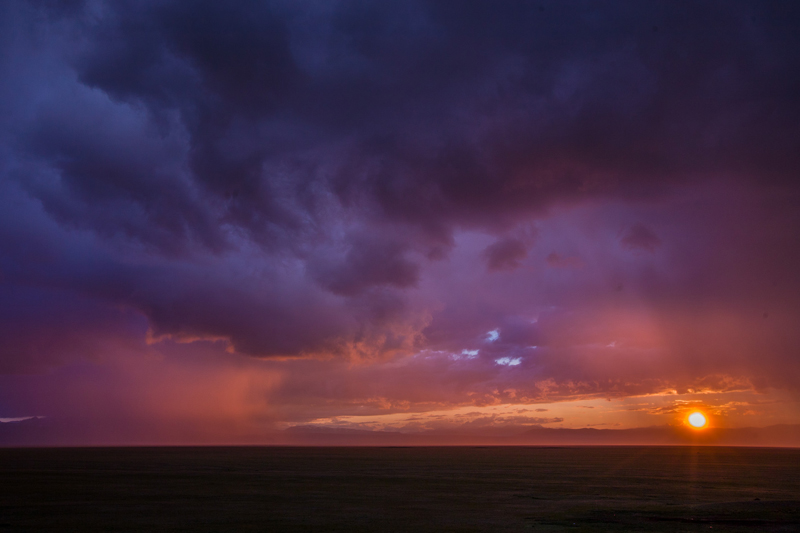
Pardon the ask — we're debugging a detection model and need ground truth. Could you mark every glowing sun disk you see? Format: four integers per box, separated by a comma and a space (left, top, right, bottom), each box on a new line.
688, 412, 707, 428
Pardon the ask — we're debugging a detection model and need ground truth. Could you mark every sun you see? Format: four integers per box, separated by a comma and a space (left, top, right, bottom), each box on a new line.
688, 411, 707, 428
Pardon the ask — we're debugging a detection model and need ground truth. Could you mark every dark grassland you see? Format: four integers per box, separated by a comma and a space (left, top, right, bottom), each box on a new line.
0, 446, 798, 532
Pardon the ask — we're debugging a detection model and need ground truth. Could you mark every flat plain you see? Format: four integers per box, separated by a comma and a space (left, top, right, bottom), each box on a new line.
0, 446, 798, 532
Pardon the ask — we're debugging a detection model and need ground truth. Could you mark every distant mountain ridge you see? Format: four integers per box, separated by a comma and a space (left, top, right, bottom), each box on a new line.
3, 417, 799, 447
281, 423, 800, 447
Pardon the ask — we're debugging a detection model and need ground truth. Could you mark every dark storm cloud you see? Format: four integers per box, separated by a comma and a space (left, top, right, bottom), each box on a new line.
310, 235, 419, 296
19, 0, 800, 243
21, 96, 222, 253
2, 0, 800, 372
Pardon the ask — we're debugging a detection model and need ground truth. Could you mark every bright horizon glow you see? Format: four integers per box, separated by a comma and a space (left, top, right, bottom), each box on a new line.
688, 412, 707, 428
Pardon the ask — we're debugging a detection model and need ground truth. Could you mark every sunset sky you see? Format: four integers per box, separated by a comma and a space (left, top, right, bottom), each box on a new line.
1, 0, 800, 444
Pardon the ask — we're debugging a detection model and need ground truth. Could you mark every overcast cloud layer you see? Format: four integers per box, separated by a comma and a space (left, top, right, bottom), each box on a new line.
1, 0, 800, 442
